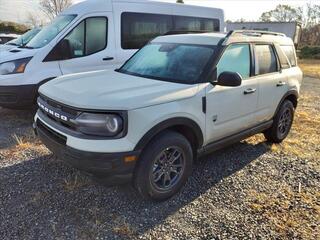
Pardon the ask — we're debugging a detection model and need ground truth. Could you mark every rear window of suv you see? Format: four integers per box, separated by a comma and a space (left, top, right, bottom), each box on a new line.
280, 45, 297, 67
254, 44, 278, 75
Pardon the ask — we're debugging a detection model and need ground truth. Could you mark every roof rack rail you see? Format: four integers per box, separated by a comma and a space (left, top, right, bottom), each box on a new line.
231, 30, 286, 37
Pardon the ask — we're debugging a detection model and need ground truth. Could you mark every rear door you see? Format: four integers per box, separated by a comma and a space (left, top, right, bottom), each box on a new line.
254, 44, 289, 123
205, 43, 259, 142
59, 12, 117, 74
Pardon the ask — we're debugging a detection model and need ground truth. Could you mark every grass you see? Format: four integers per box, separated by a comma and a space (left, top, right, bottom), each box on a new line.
298, 59, 320, 78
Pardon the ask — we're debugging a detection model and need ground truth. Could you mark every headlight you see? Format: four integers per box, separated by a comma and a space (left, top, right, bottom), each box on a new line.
72, 113, 124, 137
0, 57, 32, 75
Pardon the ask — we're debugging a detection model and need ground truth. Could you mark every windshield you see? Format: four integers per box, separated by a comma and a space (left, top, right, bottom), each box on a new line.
7, 28, 41, 46
26, 15, 76, 49
119, 43, 215, 84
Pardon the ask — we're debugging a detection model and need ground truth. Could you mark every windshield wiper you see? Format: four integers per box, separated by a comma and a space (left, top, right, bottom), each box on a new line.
7, 43, 19, 46
18, 45, 34, 49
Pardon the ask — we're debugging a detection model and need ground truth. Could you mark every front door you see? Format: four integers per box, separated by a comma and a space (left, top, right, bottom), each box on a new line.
59, 13, 117, 75
205, 43, 259, 143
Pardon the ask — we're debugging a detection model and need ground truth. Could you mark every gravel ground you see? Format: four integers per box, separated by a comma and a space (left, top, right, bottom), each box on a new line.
0, 77, 319, 239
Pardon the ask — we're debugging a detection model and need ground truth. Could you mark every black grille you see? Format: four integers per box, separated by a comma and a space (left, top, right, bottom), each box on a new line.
38, 95, 79, 130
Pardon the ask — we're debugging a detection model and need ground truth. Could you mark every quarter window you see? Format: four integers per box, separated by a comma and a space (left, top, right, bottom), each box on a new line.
254, 45, 278, 75
63, 17, 107, 58
281, 45, 297, 67
121, 12, 220, 50
217, 44, 251, 80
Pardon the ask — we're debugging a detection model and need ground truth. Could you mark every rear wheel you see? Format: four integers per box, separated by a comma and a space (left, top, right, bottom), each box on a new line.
264, 100, 295, 143
134, 131, 193, 201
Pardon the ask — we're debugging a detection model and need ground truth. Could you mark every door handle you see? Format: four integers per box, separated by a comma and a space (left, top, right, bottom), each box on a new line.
244, 88, 256, 95
103, 57, 114, 61
276, 81, 286, 87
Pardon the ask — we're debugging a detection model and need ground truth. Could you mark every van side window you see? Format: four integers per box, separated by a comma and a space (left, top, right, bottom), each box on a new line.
217, 44, 250, 80
121, 13, 173, 50
174, 16, 219, 32
280, 45, 297, 67
254, 45, 278, 75
64, 17, 107, 58
121, 12, 220, 50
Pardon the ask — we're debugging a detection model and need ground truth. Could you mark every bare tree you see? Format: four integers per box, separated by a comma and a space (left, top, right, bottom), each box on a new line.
259, 4, 302, 22
40, 0, 73, 20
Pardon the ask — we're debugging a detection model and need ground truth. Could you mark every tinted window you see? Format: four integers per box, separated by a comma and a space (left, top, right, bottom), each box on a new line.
121, 12, 220, 50
217, 44, 250, 79
281, 45, 297, 67
254, 45, 278, 75
121, 13, 173, 50
119, 43, 215, 84
174, 16, 219, 32
86, 18, 108, 55
63, 17, 107, 58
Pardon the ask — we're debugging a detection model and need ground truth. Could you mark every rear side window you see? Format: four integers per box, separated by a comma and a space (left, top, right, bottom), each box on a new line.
217, 44, 251, 80
174, 16, 219, 32
121, 12, 220, 50
121, 13, 173, 50
254, 45, 278, 75
281, 45, 297, 67
64, 17, 107, 58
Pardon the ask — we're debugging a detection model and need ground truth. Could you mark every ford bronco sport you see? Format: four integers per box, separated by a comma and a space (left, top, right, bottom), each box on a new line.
34, 31, 303, 201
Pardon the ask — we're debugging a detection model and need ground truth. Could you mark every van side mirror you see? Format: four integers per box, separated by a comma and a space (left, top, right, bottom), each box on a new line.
216, 71, 242, 87
44, 39, 72, 62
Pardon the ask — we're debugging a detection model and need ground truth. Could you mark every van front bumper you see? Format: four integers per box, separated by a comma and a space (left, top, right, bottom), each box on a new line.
0, 84, 37, 108
34, 119, 140, 184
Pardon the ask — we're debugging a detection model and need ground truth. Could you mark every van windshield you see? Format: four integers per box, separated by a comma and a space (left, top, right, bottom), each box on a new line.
7, 28, 41, 47
118, 43, 215, 84
26, 15, 76, 49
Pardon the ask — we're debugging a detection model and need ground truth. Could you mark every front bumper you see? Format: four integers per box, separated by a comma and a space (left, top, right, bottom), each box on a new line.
34, 118, 140, 183
0, 84, 37, 108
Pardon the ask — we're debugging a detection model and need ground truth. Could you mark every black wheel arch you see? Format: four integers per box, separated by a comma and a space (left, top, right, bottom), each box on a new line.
134, 117, 204, 153
275, 90, 299, 116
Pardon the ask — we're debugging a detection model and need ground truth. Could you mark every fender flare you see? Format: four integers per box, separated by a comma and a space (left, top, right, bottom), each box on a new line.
134, 117, 204, 151
274, 89, 299, 116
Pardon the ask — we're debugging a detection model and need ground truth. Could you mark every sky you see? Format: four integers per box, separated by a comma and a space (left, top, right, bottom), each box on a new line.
0, 0, 316, 24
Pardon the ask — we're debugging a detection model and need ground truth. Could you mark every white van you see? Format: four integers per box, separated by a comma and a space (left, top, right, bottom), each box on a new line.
0, 0, 224, 109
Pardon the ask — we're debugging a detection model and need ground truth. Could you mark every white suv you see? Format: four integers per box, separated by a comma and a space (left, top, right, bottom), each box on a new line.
34, 31, 303, 201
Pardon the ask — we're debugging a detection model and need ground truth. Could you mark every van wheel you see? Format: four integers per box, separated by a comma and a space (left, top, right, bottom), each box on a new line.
134, 131, 193, 201
264, 100, 294, 143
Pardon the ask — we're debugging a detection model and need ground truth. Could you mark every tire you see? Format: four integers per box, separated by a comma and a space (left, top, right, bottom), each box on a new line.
134, 131, 193, 201
264, 100, 295, 143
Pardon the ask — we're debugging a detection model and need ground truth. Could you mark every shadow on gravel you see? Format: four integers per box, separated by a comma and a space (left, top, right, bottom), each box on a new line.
0, 108, 36, 150
0, 140, 270, 239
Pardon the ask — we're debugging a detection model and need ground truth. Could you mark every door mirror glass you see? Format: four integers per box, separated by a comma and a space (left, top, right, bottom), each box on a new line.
216, 71, 242, 87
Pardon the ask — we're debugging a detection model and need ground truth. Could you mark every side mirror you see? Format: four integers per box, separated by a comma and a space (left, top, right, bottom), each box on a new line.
44, 39, 72, 62
216, 71, 242, 87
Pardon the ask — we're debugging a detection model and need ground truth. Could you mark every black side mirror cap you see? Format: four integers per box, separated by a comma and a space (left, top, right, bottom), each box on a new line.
215, 71, 242, 87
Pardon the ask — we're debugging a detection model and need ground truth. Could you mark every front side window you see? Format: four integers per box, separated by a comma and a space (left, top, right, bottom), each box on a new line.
121, 13, 173, 50
119, 43, 215, 84
27, 15, 76, 49
217, 44, 251, 79
63, 17, 107, 58
254, 45, 278, 75
281, 45, 297, 67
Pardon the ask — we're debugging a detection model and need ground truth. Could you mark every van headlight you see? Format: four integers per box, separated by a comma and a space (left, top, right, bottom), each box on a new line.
73, 113, 125, 137
0, 57, 32, 75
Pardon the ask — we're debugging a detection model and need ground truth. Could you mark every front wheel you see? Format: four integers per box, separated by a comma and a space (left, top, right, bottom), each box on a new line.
264, 100, 295, 143
134, 131, 193, 201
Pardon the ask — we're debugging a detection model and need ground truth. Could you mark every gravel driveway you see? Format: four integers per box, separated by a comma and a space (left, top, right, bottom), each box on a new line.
0, 77, 319, 239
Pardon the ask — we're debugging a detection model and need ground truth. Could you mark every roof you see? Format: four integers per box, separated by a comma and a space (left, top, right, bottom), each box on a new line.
152, 30, 294, 46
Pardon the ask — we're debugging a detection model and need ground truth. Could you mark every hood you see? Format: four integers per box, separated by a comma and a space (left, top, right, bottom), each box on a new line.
39, 70, 199, 110
0, 48, 37, 63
